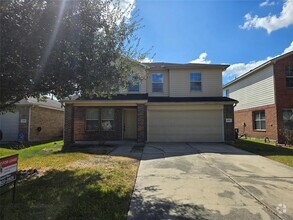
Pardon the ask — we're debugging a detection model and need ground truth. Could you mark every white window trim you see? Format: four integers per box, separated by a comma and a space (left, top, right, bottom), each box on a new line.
152, 73, 164, 93
253, 111, 266, 131
85, 109, 99, 131
190, 73, 202, 92
286, 66, 293, 88
101, 108, 115, 131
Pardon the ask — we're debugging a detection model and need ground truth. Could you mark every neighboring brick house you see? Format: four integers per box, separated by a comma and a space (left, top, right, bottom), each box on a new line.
223, 51, 293, 143
63, 62, 237, 146
0, 98, 64, 142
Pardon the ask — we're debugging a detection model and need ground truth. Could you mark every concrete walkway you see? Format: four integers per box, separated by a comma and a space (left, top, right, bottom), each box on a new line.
128, 143, 293, 220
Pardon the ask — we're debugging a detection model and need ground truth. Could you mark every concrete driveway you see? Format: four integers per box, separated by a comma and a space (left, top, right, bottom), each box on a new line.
128, 143, 293, 220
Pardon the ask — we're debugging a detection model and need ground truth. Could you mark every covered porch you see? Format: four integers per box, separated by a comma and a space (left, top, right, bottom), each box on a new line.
63, 99, 147, 147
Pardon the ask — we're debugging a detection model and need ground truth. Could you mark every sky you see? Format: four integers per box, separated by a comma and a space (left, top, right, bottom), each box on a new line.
123, 0, 293, 84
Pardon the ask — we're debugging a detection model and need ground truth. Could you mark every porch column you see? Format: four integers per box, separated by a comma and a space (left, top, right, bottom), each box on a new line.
137, 104, 146, 143
63, 104, 74, 147
224, 104, 235, 144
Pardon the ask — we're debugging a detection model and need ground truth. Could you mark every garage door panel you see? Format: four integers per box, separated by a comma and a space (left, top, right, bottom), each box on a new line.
148, 110, 223, 142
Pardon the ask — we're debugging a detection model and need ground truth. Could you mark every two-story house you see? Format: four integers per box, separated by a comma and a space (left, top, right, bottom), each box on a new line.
62, 62, 237, 146
223, 51, 293, 143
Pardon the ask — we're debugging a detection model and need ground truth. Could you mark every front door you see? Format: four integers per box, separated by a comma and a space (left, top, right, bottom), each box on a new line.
124, 109, 137, 139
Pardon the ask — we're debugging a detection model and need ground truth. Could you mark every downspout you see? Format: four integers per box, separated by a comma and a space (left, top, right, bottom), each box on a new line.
28, 106, 32, 142
167, 68, 171, 96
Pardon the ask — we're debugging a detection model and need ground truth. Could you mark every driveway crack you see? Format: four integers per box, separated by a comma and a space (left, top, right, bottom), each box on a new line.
185, 143, 284, 220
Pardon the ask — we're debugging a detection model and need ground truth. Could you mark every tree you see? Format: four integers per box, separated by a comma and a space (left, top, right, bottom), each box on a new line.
0, 0, 149, 111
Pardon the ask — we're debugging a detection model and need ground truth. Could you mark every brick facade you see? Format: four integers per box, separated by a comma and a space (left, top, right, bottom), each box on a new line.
29, 106, 64, 142
64, 103, 232, 144
64, 104, 74, 146
274, 54, 293, 143
234, 104, 278, 141
73, 106, 123, 141
223, 104, 236, 143
137, 104, 147, 143
18, 106, 30, 141
16, 105, 64, 142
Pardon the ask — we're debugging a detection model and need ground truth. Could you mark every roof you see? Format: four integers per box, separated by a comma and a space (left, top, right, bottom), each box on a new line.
75, 93, 148, 101
17, 97, 63, 110
64, 93, 237, 104
148, 96, 237, 103
143, 62, 229, 71
223, 50, 293, 88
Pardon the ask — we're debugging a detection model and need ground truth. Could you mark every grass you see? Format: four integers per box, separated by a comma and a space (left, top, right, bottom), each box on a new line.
0, 141, 139, 220
234, 138, 293, 167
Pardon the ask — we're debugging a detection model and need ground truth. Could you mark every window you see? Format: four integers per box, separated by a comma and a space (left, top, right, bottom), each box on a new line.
152, 73, 163, 92
286, 66, 293, 88
253, 111, 266, 130
128, 79, 140, 92
283, 109, 293, 130
190, 73, 202, 91
101, 108, 114, 131
86, 109, 99, 131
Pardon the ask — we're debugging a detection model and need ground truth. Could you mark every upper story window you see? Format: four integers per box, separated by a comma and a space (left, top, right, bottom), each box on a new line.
101, 108, 115, 131
86, 108, 99, 131
190, 73, 202, 91
253, 111, 266, 131
285, 66, 293, 88
224, 89, 229, 97
283, 109, 293, 130
128, 78, 140, 92
152, 73, 163, 93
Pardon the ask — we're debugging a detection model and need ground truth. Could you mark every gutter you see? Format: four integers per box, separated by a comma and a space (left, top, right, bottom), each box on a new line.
62, 100, 148, 104
147, 101, 238, 106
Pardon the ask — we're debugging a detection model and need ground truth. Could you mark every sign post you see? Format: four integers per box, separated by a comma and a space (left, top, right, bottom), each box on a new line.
0, 154, 18, 202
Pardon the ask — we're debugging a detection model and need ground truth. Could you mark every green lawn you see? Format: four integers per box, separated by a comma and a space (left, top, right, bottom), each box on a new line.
234, 139, 293, 167
0, 141, 139, 220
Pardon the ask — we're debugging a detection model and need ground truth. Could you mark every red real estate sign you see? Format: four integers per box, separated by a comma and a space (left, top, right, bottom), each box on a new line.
0, 154, 18, 188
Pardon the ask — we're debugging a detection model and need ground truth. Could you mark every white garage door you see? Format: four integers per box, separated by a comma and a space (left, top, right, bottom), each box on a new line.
148, 110, 223, 142
0, 111, 19, 142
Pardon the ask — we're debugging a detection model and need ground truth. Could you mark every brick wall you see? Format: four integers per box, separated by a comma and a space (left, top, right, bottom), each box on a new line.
274, 54, 293, 143
73, 106, 123, 141
30, 106, 64, 142
64, 104, 74, 146
223, 104, 235, 143
137, 104, 146, 143
234, 104, 278, 141
18, 106, 30, 141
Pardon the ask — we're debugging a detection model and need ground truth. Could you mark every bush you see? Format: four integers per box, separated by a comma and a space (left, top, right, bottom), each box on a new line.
280, 129, 293, 146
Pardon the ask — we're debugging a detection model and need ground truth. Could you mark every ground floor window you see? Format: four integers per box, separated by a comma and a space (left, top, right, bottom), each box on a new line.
283, 109, 293, 130
253, 111, 266, 130
85, 108, 99, 131
101, 108, 115, 131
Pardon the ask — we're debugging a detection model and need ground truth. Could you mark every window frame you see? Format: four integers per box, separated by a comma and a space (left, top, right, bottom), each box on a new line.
101, 108, 115, 131
152, 73, 164, 93
85, 108, 99, 131
127, 77, 140, 92
285, 65, 293, 88
190, 72, 202, 92
253, 111, 266, 131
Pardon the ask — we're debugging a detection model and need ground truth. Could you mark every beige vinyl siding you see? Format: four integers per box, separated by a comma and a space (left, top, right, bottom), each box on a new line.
147, 105, 224, 142
147, 70, 169, 96
126, 78, 147, 93
169, 69, 222, 97
226, 65, 275, 111
124, 65, 147, 94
